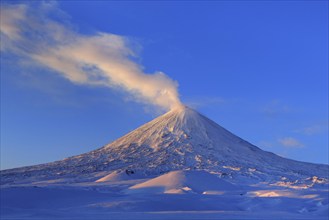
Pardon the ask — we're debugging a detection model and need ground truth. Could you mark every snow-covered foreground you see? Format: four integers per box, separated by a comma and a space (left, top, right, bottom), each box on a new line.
1, 170, 328, 219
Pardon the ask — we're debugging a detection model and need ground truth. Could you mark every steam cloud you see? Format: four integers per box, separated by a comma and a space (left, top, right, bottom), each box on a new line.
0, 2, 182, 111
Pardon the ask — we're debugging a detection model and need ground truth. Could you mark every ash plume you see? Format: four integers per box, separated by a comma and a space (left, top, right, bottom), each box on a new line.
0, 2, 181, 111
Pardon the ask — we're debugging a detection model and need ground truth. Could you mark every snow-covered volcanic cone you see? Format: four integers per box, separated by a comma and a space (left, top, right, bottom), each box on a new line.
1, 106, 328, 186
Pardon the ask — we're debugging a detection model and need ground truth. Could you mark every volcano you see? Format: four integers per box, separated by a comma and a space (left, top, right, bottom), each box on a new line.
1, 106, 329, 219
1, 106, 328, 185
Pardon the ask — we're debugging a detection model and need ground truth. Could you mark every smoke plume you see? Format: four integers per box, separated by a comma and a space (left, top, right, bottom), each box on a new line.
0, 2, 182, 111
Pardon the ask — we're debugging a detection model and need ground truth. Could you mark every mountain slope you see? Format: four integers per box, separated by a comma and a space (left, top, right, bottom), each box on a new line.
1, 106, 328, 185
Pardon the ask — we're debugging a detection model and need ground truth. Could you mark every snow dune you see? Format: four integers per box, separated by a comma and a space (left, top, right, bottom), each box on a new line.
128, 170, 238, 194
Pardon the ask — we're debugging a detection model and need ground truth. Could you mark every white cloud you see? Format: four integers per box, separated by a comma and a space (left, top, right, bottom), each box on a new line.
295, 123, 328, 135
278, 137, 304, 148
0, 2, 182, 111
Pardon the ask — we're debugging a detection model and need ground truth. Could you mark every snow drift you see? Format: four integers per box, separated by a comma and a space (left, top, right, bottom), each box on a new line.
128, 170, 238, 194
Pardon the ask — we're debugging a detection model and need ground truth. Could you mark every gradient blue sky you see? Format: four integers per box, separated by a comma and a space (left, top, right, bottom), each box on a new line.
1, 1, 328, 169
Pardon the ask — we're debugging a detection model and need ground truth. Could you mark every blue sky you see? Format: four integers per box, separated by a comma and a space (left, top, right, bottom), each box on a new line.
1, 1, 328, 169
